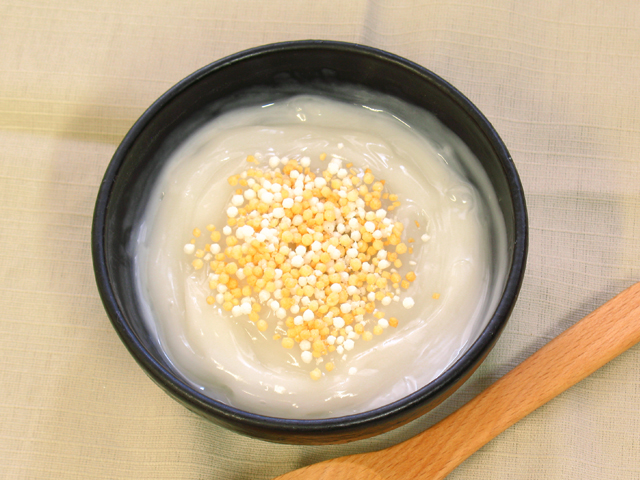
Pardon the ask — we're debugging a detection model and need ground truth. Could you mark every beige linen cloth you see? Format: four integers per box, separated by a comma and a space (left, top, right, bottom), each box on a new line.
1, 1, 639, 478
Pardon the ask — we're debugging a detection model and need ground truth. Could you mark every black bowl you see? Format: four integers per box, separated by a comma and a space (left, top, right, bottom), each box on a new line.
92, 40, 527, 444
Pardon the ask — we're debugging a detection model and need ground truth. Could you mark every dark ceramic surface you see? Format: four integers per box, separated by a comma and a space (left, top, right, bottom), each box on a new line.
92, 40, 528, 444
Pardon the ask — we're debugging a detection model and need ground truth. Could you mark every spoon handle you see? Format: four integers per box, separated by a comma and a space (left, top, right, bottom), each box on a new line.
276, 281, 640, 480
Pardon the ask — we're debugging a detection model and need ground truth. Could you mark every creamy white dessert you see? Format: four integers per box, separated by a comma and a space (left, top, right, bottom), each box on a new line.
133, 93, 508, 419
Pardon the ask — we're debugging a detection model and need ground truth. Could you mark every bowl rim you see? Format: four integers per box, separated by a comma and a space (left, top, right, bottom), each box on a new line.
92, 39, 528, 441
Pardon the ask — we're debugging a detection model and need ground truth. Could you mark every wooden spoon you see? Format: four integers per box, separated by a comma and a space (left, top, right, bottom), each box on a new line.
275, 281, 640, 480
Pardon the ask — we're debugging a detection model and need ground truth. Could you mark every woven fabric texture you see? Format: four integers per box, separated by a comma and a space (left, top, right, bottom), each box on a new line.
1, 1, 639, 478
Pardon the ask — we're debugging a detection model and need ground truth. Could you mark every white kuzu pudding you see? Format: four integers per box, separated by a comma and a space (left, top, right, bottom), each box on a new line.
133, 93, 508, 419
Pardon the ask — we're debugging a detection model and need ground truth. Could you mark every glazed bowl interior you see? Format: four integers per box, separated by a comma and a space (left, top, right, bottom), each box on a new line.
92, 40, 527, 445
